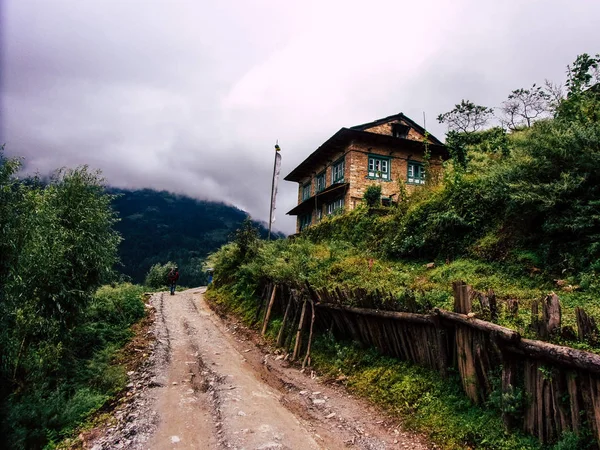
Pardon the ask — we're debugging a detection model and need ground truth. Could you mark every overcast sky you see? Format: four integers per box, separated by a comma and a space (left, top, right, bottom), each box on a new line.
1, 0, 599, 234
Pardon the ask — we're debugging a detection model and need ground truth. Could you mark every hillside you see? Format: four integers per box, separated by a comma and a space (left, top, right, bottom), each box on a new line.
110, 188, 283, 286
206, 53, 600, 449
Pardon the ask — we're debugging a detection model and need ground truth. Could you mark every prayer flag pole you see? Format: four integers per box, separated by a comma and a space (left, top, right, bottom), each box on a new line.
268, 142, 282, 240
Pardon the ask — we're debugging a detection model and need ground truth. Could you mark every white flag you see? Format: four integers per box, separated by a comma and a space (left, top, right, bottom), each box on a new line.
270, 151, 282, 225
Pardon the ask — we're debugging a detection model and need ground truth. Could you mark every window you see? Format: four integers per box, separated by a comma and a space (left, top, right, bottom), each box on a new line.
368, 155, 390, 180
316, 171, 326, 192
327, 197, 344, 215
302, 182, 311, 201
316, 207, 323, 221
299, 214, 311, 231
407, 161, 425, 184
392, 123, 410, 139
331, 158, 345, 184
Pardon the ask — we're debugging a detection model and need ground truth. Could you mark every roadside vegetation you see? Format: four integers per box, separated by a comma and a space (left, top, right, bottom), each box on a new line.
111, 188, 282, 287
206, 53, 600, 449
0, 152, 147, 449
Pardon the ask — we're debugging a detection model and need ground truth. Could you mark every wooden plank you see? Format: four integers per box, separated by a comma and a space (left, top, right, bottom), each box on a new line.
302, 300, 316, 368
543, 293, 562, 336
576, 307, 598, 343
590, 374, 600, 445
567, 373, 580, 435
292, 299, 308, 360
261, 284, 278, 335
317, 303, 436, 324
435, 309, 520, 343
511, 338, 600, 375
276, 293, 293, 347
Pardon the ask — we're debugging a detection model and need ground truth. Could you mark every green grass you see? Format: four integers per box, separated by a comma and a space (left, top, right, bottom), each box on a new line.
2, 283, 147, 449
206, 283, 594, 450
309, 332, 593, 450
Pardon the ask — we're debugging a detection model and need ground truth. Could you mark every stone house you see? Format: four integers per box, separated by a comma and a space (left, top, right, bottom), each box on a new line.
284, 112, 447, 232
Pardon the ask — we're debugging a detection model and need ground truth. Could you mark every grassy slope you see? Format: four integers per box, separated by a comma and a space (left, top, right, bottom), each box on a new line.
205, 286, 551, 450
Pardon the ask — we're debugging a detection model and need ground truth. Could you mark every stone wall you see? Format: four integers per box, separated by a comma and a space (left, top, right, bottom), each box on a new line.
295, 149, 348, 232
293, 134, 442, 231
346, 141, 439, 210
362, 119, 436, 143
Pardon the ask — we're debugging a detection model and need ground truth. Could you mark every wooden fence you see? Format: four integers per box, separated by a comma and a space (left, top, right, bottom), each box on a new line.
255, 280, 600, 446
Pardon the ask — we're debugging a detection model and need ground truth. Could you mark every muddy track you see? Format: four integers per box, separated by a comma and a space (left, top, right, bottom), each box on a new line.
88, 288, 432, 450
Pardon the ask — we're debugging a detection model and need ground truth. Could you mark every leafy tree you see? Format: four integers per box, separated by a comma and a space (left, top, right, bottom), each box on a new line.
0, 154, 123, 448
566, 53, 600, 96
363, 185, 382, 208
234, 217, 260, 259
500, 84, 551, 130
557, 53, 600, 123
437, 100, 494, 133
144, 261, 176, 288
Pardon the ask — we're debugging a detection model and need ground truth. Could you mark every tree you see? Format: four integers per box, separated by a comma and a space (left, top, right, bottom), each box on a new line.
363, 185, 382, 208
145, 261, 176, 288
499, 84, 551, 130
557, 53, 600, 123
0, 159, 121, 393
234, 217, 260, 259
543, 79, 565, 114
437, 100, 494, 133
566, 53, 600, 96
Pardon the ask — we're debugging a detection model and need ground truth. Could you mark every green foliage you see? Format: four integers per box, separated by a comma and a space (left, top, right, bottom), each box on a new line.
363, 185, 382, 207
144, 261, 176, 289
437, 99, 494, 133
2, 283, 145, 449
234, 217, 261, 259
552, 431, 594, 450
0, 148, 147, 449
110, 188, 281, 287
309, 335, 539, 449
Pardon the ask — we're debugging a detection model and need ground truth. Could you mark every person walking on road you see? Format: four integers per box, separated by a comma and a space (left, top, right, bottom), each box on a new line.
168, 267, 179, 295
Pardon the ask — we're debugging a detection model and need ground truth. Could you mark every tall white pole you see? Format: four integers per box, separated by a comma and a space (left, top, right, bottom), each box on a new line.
268, 143, 281, 240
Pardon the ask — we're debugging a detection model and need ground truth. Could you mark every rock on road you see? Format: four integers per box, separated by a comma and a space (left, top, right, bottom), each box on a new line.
89, 288, 431, 450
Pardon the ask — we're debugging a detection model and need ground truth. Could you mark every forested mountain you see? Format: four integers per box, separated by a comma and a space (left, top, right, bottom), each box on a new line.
110, 188, 282, 286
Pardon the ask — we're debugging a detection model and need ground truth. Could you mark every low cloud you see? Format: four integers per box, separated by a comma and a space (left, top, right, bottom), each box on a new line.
2, 0, 599, 234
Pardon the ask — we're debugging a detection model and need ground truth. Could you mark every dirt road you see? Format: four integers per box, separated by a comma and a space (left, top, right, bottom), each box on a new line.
88, 288, 431, 450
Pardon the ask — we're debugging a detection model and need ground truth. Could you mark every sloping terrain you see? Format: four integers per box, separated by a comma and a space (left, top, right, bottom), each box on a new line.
111, 189, 281, 286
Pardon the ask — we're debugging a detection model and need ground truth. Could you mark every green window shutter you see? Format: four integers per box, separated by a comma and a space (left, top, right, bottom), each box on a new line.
316, 172, 326, 192
331, 158, 345, 184
299, 213, 311, 231
367, 155, 391, 180
407, 161, 425, 185
302, 182, 311, 200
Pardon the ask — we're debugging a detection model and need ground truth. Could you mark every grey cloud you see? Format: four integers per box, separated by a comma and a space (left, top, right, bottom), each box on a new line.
2, 0, 600, 235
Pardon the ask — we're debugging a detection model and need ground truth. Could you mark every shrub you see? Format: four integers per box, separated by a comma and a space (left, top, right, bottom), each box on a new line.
363, 185, 382, 208
144, 261, 176, 288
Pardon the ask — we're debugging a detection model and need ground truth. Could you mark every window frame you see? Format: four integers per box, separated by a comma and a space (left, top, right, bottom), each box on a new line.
331, 157, 345, 184
327, 197, 345, 215
407, 161, 426, 185
367, 154, 391, 181
299, 213, 312, 231
316, 171, 326, 193
301, 182, 312, 201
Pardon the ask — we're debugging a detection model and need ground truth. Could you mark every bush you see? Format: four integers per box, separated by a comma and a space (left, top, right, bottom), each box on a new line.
363, 184, 382, 208
144, 261, 176, 288
2, 283, 145, 449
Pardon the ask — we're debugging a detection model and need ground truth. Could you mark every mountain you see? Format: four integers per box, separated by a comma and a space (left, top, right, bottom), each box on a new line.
110, 188, 282, 286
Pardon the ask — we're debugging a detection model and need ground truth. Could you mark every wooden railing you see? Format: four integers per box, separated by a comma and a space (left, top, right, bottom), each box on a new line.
256, 281, 600, 445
